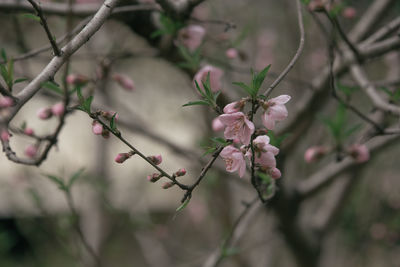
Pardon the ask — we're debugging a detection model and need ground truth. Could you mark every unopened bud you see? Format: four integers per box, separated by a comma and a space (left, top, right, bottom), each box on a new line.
148, 154, 162, 165
174, 168, 186, 177
37, 107, 53, 120
0, 97, 14, 108
115, 153, 131, 164
162, 181, 175, 189
1, 130, 10, 142
113, 74, 135, 91
24, 127, 34, 136
268, 167, 281, 179
51, 102, 65, 116
348, 144, 369, 163
147, 173, 162, 183
225, 48, 238, 59
92, 121, 103, 135
25, 144, 38, 158
66, 74, 89, 86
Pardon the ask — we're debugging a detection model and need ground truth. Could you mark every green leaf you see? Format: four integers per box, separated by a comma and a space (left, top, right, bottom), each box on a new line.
253, 65, 271, 92
233, 81, 254, 97
0, 48, 6, 62
43, 174, 67, 191
300, 0, 311, 4
42, 81, 63, 95
0, 65, 9, 85
182, 100, 209, 107
21, 13, 41, 22
7, 59, 13, 88
83, 95, 93, 113
176, 198, 190, 212
222, 247, 239, 257
344, 124, 361, 138
110, 113, 117, 131
194, 80, 206, 98
68, 168, 85, 189
257, 171, 271, 183
14, 78, 28, 84
202, 146, 217, 156
76, 86, 84, 103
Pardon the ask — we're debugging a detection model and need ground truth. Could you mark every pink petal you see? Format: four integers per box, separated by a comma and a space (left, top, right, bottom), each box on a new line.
271, 95, 290, 105
269, 105, 288, 121
262, 112, 275, 130
218, 112, 244, 125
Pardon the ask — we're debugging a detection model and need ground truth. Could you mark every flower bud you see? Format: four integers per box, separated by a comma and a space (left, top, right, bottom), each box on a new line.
37, 107, 53, 120
147, 173, 161, 183
268, 167, 281, 179
92, 121, 103, 135
25, 145, 38, 158
51, 102, 65, 116
342, 7, 356, 19
162, 181, 175, 189
148, 154, 162, 165
174, 168, 186, 177
0, 97, 14, 108
115, 153, 131, 164
212, 117, 224, 132
348, 144, 369, 163
1, 130, 10, 142
24, 127, 34, 136
225, 48, 238, 59
113, 74, 135, 91
66, 74, 89, 86
304, 146, 328, 163
101, 111, 119, 121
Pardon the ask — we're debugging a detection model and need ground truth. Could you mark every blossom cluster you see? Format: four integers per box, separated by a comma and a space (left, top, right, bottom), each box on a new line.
215, 95, 290, 179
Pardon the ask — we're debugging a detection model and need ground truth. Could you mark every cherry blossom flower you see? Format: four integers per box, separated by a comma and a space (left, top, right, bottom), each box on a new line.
37, 107, 53, 120
246, 135, 279, 170
25, 145, 38, 158
177, 25, 206, 52
113, 74, 135, 91
51, 102, 65, 116
0, 97, 13, 108
348, 144, 369, 163
193, 65, 224, 92
261, 95, 290, 130
219, 112, 255, 145
304, 146, 329, 163
220, 145, 246, 178
225, 48, 238, 59
223, 101, 244, 114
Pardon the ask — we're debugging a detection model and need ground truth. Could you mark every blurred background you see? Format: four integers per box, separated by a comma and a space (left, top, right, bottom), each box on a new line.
0, 0, 400, 266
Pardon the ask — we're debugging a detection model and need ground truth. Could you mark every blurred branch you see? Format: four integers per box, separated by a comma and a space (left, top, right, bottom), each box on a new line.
361, 16, 400, 46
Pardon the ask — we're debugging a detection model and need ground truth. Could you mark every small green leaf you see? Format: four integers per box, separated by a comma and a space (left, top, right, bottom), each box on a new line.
83, 95, 93, 113
1, 48, 6, 62
21, 13, 41, 22
222, 247, 239, 257
68, 168, 85, 189
257, 171, 271, 183
110, 113, 117, 131
43, 174, 67, 191
14, 78, 28, 84
42, 81, 63, 95
253, 65, 271, 92
76, 86, 84, 103
182, 100, 209, 107
344, 124, 361, 138
194, 80, 206, 98
233, 81, 254, 96
176, 198, 190, 212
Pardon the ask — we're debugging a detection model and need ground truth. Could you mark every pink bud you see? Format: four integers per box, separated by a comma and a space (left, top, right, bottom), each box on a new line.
225, 48, 238, 59
348, 144, 369, 163
0, 97, 14, 108
113, 74, 135, 91
37, 107, 53, 120
24, 127, 34, 136
66, 74, 89, 85
212, 117, 224, 132
148, 154, 162, 165
101, 129, 110, 139
304, 146, 328, 163
342, 7, 356, 19
162, 181, 175, 189
25, 145, 38, 158
1, 130, 10, 142
147, 173, 161, 183
92, 121, 103, 135
115, 153, 130, 163
102, 111, 119, 121
174, 168, 186, 177
51, 102, 65, 116
268, 167, 281, 179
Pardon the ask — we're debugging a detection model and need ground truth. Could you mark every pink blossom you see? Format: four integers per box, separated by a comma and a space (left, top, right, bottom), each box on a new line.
148, 154, 162, 165
342, 7, 356, 19
0, 97, 13, 108
1, 130, 10, 142
174, 168, 186, 177
348, 144, 369, 163
66, 74, 89, 85
225, 48, 238, 59
51, 102, 65, 116
304, 146, 329, 163
147, 173, 161, 183
25, 145, 37, 158
37, 107, 53, 120
219, 112, 255, 145
246, 135, 279, 170
261, 95, 291, 130
115, 153, 130, 164
193, 65, 224, 92
212, 117, 224, 132
220, 145, 246, 178
92, 121, 103, 135
223, 101, 244, 114
177, 25, 206, 52
268, 167, 281, 179
113, 74, 135, 91
24, 128, 34, 136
